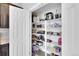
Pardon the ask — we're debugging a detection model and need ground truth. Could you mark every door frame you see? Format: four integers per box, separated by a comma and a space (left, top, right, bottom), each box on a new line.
29, 3, 48, 56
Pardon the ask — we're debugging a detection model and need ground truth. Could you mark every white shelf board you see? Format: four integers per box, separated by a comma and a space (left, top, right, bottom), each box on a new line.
36, 28, 45, 31
47, 42, 61, 47
36, 40, 45, 43
46, 18, 61, 22
46, 29, 61, 32
32, 33, 45, 35
32, 28, 45, 31
33, 18, 61, 23
33, 21, 45, 24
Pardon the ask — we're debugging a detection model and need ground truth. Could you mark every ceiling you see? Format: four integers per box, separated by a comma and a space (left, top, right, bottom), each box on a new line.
13, 3, 39, 10
34, 3, 61, 13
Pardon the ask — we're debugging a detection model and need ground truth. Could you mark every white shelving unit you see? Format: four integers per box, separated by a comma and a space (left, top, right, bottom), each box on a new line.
32, 3, 62, 56
45, 18, 61, 56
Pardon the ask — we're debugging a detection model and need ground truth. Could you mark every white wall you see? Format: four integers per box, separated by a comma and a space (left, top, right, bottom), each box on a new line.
62, 3, 79, 56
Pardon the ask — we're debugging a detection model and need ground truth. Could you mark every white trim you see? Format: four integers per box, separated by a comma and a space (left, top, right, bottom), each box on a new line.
29, 3, 48, 56
30, 3, 48, 12
29, 11, 32, 56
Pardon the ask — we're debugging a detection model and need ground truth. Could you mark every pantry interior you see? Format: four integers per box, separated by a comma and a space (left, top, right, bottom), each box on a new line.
32, 3, 62, 56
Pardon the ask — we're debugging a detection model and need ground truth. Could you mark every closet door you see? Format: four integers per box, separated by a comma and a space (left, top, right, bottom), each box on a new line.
9, 6, 23, 56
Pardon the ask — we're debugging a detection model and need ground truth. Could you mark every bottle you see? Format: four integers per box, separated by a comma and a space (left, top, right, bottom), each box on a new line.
58, 38, 62, 45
